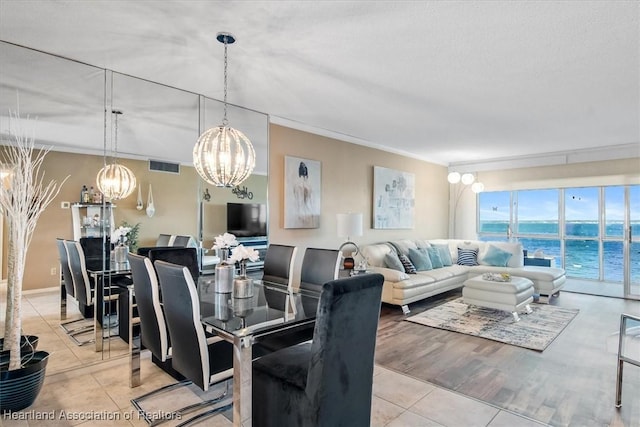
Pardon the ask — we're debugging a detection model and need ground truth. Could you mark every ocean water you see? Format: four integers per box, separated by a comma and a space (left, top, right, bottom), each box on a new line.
479, 221, 640, 283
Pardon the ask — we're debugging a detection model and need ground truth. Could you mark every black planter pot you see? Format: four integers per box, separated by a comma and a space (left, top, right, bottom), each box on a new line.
0, 350, 49, 412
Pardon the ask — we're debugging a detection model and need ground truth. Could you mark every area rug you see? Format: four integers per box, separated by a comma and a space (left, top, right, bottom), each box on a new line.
405, 298, 579, 351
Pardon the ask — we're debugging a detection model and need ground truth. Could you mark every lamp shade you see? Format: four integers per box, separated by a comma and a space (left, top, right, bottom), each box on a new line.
447, 172, 461, 184
461, 173, 475, 185
337, 213, 363, 239
193, 125, 256, 187
96, 163, 136, 200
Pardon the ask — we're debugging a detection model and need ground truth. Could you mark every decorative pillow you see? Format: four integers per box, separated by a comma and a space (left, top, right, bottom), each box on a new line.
384, 252, 404, 272
433, 244, 452, 266
482, 244, 513, 267
408, 247, 432, 271
398, 254, 417, 274
457, 247, 479, 266
426, 246, 444, 269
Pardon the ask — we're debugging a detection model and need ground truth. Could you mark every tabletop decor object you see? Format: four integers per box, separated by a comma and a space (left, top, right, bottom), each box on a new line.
230, 244, 260, 298
111, 225, 132, 270
213, 232, 239, 293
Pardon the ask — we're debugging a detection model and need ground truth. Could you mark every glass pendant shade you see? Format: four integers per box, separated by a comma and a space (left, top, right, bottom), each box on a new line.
96, 163, 136, 200
461, 173, 475, 185
193, 124, 256, 187
447, 172, 461, 184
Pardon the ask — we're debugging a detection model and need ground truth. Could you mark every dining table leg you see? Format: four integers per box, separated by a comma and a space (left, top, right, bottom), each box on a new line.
233, 335, 253, 427
94, 273, 104, 352
129, 286, 140, 388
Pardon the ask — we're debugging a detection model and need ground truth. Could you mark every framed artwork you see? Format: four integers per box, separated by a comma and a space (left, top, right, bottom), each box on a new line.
373, 166, 415, 229
284, 156, 321, 228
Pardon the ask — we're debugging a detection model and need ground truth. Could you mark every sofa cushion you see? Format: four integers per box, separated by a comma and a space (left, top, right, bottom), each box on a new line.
398, 254, 417, 274
426, 246, 444, 268
433, 244, 453, 266
388, 239, 417, 255
408, 248, 432, 271
457, 247, 479, 266
478, 241, 524, 268
482, 244, 512, 267
384, 252, 404, 272
361, 243, 393, 268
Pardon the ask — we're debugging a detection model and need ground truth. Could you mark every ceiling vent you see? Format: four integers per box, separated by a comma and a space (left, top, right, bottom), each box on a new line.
149, 160, 180, 174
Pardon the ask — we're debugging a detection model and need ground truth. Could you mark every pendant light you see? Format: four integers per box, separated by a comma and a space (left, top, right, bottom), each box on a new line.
193, 32, 256, 187
97, 110, 137, 200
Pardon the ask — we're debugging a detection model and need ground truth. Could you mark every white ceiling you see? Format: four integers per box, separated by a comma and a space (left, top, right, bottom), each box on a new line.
0, 0, 638, 171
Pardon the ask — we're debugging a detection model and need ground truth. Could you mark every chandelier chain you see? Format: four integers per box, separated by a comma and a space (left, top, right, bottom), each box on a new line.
222, 38, 228, 126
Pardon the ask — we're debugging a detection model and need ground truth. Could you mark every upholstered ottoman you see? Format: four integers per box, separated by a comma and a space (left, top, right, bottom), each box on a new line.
463, 275, 534, 321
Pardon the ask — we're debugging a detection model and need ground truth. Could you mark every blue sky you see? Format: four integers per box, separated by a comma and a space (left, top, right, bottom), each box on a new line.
479, 185, 640, 222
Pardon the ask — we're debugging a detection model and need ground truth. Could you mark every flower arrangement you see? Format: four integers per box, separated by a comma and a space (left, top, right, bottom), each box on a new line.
212, 232, 239, 250
229, 244, 260, 264
229, 245, 260, 279
111, 225, 132, 246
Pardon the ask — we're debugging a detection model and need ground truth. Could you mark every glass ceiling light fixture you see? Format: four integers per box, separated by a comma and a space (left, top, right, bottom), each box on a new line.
97, 110, 137, 200
193, 32, 256, 188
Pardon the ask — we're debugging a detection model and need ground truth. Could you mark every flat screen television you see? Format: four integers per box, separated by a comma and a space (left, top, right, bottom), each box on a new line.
226, 203, 267, 237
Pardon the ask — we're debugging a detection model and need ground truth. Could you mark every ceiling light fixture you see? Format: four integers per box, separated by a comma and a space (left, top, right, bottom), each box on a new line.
96, 110, 137, 200
193, 32, 256, 187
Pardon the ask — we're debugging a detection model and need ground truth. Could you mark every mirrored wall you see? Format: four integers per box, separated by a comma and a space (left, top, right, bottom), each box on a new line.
0, 40, 269, 364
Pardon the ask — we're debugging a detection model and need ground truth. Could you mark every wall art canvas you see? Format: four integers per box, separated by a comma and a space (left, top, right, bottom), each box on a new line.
284, 156, 321, 228
373, 166, 415, 229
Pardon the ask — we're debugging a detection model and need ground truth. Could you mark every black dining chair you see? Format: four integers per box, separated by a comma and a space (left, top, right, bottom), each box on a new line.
252, 273, 385, 427
64, 240, 124, 345
129, 253, 195, 424
261, 244, 298, 288
152, 260, 234, 424
57, 238, 93, 342
148, 247, 200, 283
299, 247, 341, 293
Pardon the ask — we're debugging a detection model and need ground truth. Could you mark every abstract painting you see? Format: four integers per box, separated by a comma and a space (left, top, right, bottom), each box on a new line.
373, 166, 414, 229
284, 155, 321, 228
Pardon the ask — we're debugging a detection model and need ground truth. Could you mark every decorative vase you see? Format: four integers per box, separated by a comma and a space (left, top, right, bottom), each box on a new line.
233, 260, 253, 298
0, 351, 49, 412
215, 248, 234, 293
114, 243, 129, 270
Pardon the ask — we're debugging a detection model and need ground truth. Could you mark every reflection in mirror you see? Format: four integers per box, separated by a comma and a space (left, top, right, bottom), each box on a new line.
0, 41, 270, 368
199, 97, 268, 254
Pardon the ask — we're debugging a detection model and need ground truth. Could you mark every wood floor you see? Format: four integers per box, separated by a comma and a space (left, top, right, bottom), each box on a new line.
374, 287, 640, 427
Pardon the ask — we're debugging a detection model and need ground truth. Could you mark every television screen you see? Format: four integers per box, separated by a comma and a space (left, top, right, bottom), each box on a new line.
227, 203, 267, 237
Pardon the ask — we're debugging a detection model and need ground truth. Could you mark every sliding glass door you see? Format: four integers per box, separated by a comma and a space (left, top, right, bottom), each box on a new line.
478, 184, 639, 300
628, 186, 640, 298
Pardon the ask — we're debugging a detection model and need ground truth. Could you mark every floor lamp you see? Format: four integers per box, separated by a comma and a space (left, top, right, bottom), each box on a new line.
448, 172, 484, 238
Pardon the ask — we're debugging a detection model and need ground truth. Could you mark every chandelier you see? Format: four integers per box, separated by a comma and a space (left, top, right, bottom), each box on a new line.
97, 110, 137, 200
193, 32, 256, 187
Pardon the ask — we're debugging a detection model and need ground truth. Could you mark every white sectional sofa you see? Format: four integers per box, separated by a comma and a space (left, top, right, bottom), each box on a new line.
359, 239, 566, 313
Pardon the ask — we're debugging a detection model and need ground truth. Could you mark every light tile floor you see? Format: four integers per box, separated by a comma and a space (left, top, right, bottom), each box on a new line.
1, 288, 549, 427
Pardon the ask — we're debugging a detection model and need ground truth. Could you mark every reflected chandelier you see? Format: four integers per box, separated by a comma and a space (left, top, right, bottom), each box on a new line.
193, 32, 256, 187
97, 110, 137, 200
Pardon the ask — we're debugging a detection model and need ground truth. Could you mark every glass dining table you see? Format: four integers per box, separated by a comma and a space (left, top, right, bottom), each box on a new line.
128, 278, 321, 427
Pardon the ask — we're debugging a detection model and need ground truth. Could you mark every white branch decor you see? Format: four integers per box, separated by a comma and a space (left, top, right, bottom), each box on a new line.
0, 111, 67, 371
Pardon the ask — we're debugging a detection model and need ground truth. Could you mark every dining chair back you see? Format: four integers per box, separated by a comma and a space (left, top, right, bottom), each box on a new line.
262, 244, 298, 287
64, 240, 94, 307
128, 253, 169, 362
299, 248, 341, 293
155, 260, 233, 391
56, 238, 75, 299
252, 273, 385, 427
148, 247, 200, 282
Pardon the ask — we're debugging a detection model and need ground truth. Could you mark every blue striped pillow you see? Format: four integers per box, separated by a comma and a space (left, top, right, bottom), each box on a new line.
398, 254, 417, 274
457, 247, 479, 266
